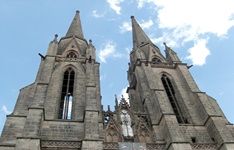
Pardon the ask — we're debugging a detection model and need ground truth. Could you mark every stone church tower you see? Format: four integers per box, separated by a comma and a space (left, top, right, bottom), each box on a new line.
102, 16, 234, 150
1, 11, 234, 150
0, 11, 103, 150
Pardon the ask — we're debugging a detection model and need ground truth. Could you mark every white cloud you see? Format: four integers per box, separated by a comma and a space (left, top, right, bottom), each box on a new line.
137, 0, 234, 66
1, 105, 11, 115
186, 38, 210, 66
119, 22, 132, 33
125, 47, 131, 55
137, 0, 145, 8
100, 74, 107, 81
119, 19, 153, 33
155, 0, 234, 37
98, 41, 123, 63
150, 32, 178, 47
137, 0, 154, 8
107, 0, 124, 15
140, 19, 153, 29
91, 10, 105, 18
120, 86, 129, 101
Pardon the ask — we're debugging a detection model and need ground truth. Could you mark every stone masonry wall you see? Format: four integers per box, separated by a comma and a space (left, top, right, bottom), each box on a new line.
13, 84, 36, 116
180, 126, 215, 143
0, 116, 26, 144
40, 121, 84, 141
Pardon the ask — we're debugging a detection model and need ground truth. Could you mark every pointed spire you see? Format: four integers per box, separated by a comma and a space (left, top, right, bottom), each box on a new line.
47, 34, 58, 55
164, 42, 174, 52
164, 42, 181, 62
115, 95, 118, 105
86, 39, 96, 60
66, 10, 84, 39
131, 16, 151, 49
115, 94, 119, 109
164, 42, 171, 55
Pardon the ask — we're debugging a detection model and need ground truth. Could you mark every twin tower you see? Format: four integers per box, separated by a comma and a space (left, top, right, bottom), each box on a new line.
1, 11, 234, 150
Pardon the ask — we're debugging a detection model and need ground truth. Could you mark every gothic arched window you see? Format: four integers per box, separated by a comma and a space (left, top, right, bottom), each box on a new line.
58, 68, 75, 119
161, 74, 185, 123
66, 52, 77, 58
151, 57, 162, 64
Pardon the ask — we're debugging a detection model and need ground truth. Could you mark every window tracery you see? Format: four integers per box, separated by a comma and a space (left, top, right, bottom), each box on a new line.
66, 52, 77, 58
58, 68, 75, 119
151, 57, 162, 64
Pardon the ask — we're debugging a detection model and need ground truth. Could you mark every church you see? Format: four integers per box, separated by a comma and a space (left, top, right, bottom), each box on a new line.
0, 11, 234, 150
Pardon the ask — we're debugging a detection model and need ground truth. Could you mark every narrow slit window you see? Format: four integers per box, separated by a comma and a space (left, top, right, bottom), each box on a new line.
58, 68, 75, 119
161, 74, 185, 123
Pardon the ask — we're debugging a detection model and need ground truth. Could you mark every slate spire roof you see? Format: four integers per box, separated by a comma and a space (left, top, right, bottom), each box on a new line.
66, 10, 84, 39
131, 16, 152, 49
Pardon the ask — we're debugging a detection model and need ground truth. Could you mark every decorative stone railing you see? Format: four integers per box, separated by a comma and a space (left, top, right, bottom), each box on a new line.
103, 142, 217, 150
191, 144, 217, 150
41, 140, 81, 149
103, 142, 165, 150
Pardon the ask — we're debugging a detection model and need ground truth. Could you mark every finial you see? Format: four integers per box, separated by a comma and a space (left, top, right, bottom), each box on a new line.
131, 16, 134, 19
76, 10, 80, 13
163, 42, 169, 50
115, 94, 119, 107
53, 34, 58, 42
88, 39, 93, 46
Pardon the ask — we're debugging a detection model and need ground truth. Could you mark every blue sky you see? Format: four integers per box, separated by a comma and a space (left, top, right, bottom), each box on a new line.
0, 0, 234, 133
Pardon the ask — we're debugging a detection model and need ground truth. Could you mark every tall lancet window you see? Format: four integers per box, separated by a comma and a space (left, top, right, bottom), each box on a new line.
161, 74, 185, 123
120, 109, 133, 137
59, 68, 75, 119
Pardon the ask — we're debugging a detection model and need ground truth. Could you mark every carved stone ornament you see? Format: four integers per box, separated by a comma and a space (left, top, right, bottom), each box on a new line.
103, 142, 119, 149
41, 141, 81, 148
146, 143, 165, 150
105, 118, 121, 142
56, 56, 79, 62
191, 144, 217, 150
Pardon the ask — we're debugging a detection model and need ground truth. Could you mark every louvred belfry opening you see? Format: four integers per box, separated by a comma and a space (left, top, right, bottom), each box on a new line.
161, 74, 185, 124
58, 68, 75, 119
